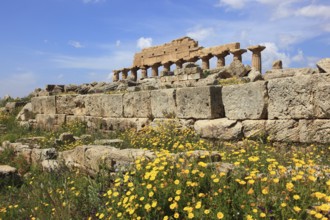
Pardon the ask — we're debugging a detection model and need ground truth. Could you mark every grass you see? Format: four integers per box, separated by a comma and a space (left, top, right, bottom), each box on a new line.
0, 109, 330, 219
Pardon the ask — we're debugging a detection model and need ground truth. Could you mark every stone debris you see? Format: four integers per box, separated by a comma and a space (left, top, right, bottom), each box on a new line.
316, 58, 330, 73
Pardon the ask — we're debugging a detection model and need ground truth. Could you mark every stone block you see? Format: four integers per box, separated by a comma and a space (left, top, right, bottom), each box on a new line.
101, 94, 123, 118
151, 89, 177, 118
123, 91, 152, 118
85, 116, 103, 130
187, 73, 201, 80
242, 120, 267, 139
222, 81, 268, 120
267, 75, 314, 119
177, 74, 188, 81
299, 120, 330, 143
66, 115, 85, 124
266, 120, 300, 142
56, 95, 77, 114
194, 118, 243, 140
35, 114, 66, 130
312, 73, 330, 119
264, 68, 315, 80
72, 94, 103, 116
176, 86, 224, 119
101, 118, 150, 131
31, 96, 56, 114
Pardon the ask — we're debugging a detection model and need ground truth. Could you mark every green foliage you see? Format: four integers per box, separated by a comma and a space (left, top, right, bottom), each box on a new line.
218, 76, 246, 86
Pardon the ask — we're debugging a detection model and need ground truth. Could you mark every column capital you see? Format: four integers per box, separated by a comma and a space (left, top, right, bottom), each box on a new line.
247, 45, 266, 53
230, 48, 247, 56
214, 49, 230, 57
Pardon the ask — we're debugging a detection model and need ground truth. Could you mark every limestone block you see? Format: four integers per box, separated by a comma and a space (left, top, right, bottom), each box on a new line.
222, 81, 268, 120
176, 86, 224, 119
151, 89, 177, 118
226, 60, 248, 77
101, 94, 123, 118
101, 118, 150, 131
35, 114, 66, 130
316, 58, 330, 73
16, 103, 34, 121
177, 74, 188, 81
31, 148, 57, 164
299, 120, 330, 143
85, 116, 103, 130
187, 73, 201, 80
266, 120, 300, 142
31, 96, 56, 114
123, 91, 151, 118
312, 73, 330, 118
72, 94, 103, 116
42, 160, 60, 172
194, 118, 243, 140
263, 68, 315, 80
267, 75, 314, 119
66, 115, 85, 124
56, 95, 77, 114
242, 120, 267, 139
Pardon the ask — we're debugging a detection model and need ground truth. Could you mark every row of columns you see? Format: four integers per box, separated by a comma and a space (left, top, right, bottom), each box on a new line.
113, 45, 266, 82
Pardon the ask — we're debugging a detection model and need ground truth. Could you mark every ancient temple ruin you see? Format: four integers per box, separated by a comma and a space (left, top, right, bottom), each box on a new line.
112, 37, 265, 81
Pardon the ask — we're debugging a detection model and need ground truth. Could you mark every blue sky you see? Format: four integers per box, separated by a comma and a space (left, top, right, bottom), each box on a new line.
1, 0, 329, 97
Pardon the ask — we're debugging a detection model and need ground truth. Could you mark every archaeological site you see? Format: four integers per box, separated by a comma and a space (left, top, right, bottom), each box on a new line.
13, 37, 330, 144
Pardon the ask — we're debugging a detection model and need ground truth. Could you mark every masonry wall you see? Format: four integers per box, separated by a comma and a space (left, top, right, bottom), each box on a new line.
30, 72, 330, 144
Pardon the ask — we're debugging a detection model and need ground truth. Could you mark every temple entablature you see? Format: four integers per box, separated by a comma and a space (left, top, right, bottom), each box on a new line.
112, 37, 267, 82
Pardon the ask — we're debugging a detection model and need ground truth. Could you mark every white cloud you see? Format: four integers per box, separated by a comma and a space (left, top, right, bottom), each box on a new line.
187, 27, 215, 41
296, 4, 330, 19
217, 0, 246, 9
137, 37, 153, 49
82, 0, 105, 4
116, 40, 121, 47
68, 40, 84, 48
260, 42, 291, 70
292, 49, 305, 63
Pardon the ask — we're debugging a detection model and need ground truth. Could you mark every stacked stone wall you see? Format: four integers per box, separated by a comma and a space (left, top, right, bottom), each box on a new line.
29, 72, 330, 144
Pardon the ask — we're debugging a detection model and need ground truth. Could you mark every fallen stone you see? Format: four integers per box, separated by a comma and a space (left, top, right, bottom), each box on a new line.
263, 68, 315, 80
59, 132, 76, 143
93, 139, 124, 147
226, 60, 249, 77
42, 160, 60, 172
194, 118, 243, 140
0, 165, 21, 187
247, 69, 263, 82
272, 60, 282, 69
31, 148, 58, 164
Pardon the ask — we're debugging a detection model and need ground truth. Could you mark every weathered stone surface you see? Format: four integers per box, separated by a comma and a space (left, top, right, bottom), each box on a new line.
194, 118, 243, 140
101, 118, 150, 131
316, 58, 330, 73
0, 165, 21, 187
94, 139, 124, 147
266, 120, 300, 142
151, 89, 177, 118
247, 69, 263, 82
226, 60, 248, 77
0, 165, 17, 175
101, 94, 123, 118
31, 96, 56, 114
222, 81, 268, 120
59, 132, 75, 143
123, 91, 151, 118
85, 116, 103, 130
72, 94, 103, 116
299, 120, 330, 143
16, 103, 34, 121
59, 145, 156, 175
267, 75, 314, 119
177, 86, 223, 119
272, 60, 282, 69
42, 160, 60, 172
31, 148, 57, 164
242, 120, 266, 139
35, 114, 66, 130
312, 73, 330, 118
56, 95, 77, 115
66, 115, 85, 124
264, 68, 315, 80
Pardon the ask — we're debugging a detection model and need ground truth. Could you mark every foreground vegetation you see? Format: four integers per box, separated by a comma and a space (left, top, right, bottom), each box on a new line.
0, 109, 329, 219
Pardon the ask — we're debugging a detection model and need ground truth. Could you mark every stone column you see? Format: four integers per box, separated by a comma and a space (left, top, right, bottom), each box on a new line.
175, 59, 184, 69
130, 67, 138, 81
112, 70, 120, 82
140, 66, 148, 79
163, 62, 171, 72
201, 54, 212, 70
248, 45, 266, 72
121, 68, 129, 80
215, 50, 230, 68
230, 49, 247, 62
151, 63, 160, 77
